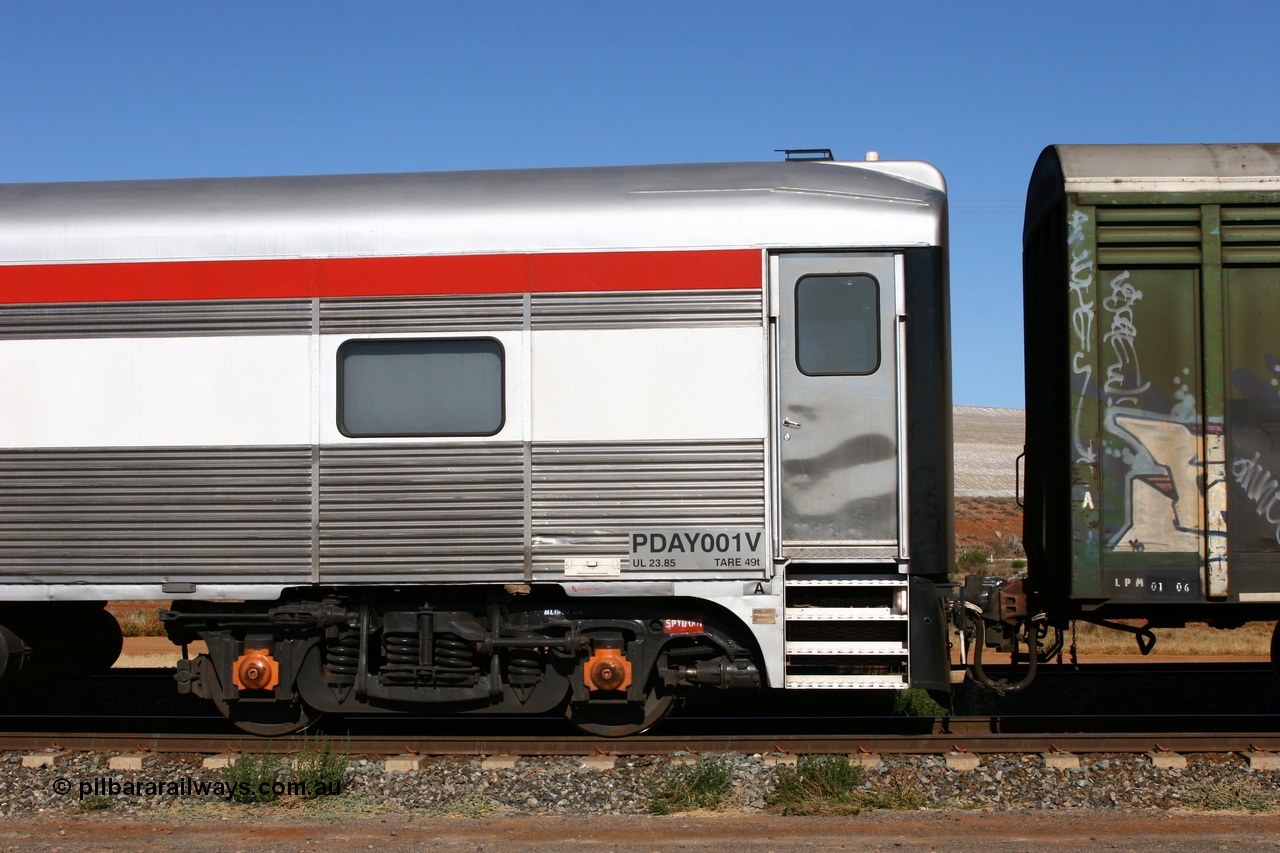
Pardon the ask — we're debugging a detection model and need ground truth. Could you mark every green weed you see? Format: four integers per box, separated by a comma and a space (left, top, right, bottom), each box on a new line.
956, 549, 991, 571
768, 755, 926, 815
891, 689, 947, 717
289, 735, 348, 798
224, 752, 283, 804
421, 794, 511, 818
1182, 779, 1277, 812
78, 795, 114, 812
117, 608, 166, 637
647, 756, 735, 814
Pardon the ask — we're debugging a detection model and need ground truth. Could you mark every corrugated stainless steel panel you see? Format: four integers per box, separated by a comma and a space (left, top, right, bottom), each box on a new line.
318, 444, 525, 581
320, 294, 524, 334
530, 440, 765, 573
531, 289, 762, 329
0, 299, 311, 339
0, 447, 312, 578
783, 546, 899, 561
0, 441, 766, 585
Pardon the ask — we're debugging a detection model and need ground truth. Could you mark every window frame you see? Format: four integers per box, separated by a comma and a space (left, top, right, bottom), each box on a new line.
336, 336, 507, 438
793, 273, 882, 376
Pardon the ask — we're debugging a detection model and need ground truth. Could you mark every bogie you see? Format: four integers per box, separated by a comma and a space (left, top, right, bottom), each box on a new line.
164, 590, 761, 736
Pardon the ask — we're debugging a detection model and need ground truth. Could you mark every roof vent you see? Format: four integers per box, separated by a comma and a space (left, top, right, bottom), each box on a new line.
777, 149, 834, 162
865, 151, 880, 162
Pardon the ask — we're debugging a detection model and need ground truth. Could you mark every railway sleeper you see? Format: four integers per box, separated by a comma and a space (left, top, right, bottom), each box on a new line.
163, 589, 761, 737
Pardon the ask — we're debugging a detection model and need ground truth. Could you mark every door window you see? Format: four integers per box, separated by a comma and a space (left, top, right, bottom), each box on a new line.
794, 274, 880, 375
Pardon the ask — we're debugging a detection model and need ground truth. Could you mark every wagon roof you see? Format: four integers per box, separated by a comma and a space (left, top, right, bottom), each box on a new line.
1053, 143, 1280, 188
1025, 143, 1280, 241
0, 160, 945, 265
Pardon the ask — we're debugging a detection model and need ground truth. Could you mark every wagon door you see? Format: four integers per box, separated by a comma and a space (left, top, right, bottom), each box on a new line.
774, 254, 903, 560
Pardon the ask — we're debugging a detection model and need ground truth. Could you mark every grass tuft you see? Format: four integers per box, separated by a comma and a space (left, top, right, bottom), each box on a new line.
116, 608, 166, 637
224, 752, 283, 804
223, 737, 348, 804
768, 755, 926, 815
647, 756, 735, 814
78, 795, 115, 812
1182, 779, 1277, 812
289, 735, 349, 799
421, 794, 511, 818
956, 549, 992, 572
162, 793, 396, 821
891, 689, 947, 718
1069, 620, 1271, 657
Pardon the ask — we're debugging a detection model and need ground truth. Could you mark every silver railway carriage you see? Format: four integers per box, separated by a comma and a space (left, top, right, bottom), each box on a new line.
0, 157, 954, 734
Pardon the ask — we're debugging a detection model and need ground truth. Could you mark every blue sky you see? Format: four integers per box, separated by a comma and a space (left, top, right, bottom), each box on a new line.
3, 1, 1278, 408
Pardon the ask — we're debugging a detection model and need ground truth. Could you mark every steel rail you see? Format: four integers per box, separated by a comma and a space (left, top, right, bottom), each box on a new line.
6, 723, 1280, 758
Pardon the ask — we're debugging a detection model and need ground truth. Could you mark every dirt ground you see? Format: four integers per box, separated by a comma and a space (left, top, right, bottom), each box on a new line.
953, 497, 1023, 554
5, 812, 1280, 852
114, 635, 198, 667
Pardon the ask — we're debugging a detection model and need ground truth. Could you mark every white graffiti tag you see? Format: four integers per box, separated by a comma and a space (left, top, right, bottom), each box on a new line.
1068, 209, 1096, 464
1233, 452, 1280, 545
1102, 271, 1151, 406
1068, 208, 1088, 244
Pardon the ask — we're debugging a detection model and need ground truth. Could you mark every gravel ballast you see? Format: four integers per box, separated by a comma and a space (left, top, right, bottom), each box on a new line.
4, 750, 1279, 818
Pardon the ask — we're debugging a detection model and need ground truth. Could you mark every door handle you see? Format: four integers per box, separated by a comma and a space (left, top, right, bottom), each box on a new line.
782, 418, 801, 428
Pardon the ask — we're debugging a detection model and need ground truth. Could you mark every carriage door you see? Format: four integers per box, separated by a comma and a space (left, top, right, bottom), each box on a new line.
774, 254, 902, 560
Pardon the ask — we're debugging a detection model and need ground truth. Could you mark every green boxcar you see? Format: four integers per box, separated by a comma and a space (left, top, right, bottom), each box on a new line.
1023, 143, 1280, 620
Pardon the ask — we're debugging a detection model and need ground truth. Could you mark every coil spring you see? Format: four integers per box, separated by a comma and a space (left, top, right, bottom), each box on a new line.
506, 647, 542, 689
434, 635, 480, 684
381, 631, 418, 684
323, 631, 359, 686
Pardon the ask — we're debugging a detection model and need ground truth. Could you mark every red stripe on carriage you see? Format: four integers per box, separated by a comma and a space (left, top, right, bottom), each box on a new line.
0, 250, 761, 303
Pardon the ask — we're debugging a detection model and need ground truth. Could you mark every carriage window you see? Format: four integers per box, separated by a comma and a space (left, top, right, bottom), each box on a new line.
339, 338, 505, 436
795, 274, 880, 375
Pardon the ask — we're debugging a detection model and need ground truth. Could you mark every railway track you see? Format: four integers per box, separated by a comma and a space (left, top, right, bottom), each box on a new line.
4, 724, 1280, 758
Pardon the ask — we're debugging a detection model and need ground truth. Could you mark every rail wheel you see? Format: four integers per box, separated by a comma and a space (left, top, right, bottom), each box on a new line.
201, 656, 320, 737
218, 697, 320, 737
87, 607, 124, 673
565, 686, 676, 737
1271, 621, 1280, 679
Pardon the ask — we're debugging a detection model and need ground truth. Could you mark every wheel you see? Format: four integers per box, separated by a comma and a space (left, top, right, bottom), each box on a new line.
200, 655, 320, 737
221, 698, 320, 737
86, 607, 124, 673
1270, 621, 1280, 678
565, 687, 676, 737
